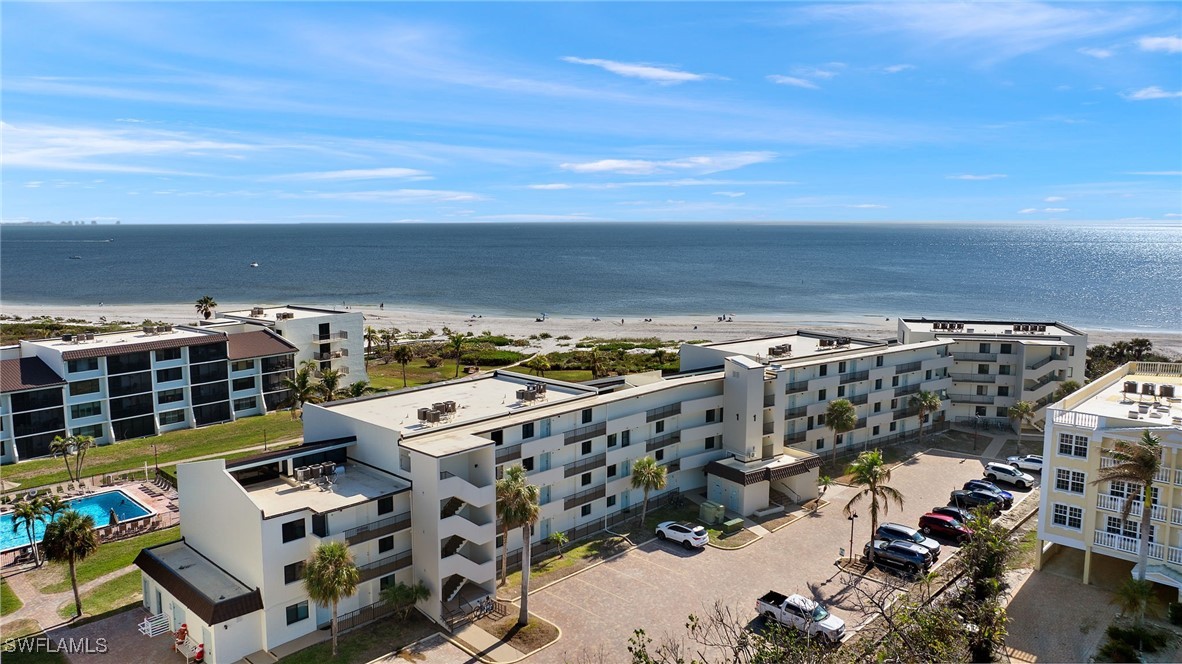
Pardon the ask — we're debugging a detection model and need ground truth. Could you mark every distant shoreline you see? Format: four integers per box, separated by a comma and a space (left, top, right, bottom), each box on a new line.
3, 301, 1180, 357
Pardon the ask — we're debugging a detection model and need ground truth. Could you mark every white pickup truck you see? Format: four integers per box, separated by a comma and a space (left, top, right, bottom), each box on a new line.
755, 591, 846, 643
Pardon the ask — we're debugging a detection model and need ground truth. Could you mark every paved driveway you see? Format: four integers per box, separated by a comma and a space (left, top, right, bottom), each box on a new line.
527, 451, 1036, 663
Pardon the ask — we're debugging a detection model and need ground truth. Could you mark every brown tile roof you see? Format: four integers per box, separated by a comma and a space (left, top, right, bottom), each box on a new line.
134, 543, 263, 625
705, 456, 822, 486
0, 357, 66, 393
227, 330, 298, 360
60, 335, 224, 360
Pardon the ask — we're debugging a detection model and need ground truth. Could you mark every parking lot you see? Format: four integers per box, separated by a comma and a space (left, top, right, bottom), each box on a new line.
527, 450, 1038, 663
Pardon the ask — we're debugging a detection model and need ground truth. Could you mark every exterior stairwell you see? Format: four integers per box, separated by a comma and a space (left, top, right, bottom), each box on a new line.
443, 574, 466, 602
442, 535, 466, 559
441, 497, 465, 520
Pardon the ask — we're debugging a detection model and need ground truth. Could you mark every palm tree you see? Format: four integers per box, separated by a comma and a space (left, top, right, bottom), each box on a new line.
449, 333, 466, 378
843, 449, 905, 565
281, 360, 321, 419
1054, 380, 1082, 402
194, 295, 217, 320
302, 541, 360, 657
1094, 430, 1162, 582
495, 465, 540, 625
379, 328, 395, 353
631, 456, 667, 527
825, 399, 857, 463
392, 345, 414, 388
364, 326, 379, 365
818, 475, 834, 499
41, 494, 70, 520
1008, 400, 1036, 455
317, 367, 345, 402
1129, 338, 1153, 361
523, 356, 550, 377
589, 347, 607, 379
1113, 578, 1156, 626
381, 580, 430, 620
42, 510, 99, 617
71, 435, 94, 482
50, 435, 78, 483
548, 531, 569, 558
342, 380, 378, 399
495, 465, 526, 587
909, 390, 942, 448
10, 499, 47, 566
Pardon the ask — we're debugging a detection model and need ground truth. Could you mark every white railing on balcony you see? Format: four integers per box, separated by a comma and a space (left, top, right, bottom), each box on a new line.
1130, 362, 1182, 377
1095, 494, 1167, 522
1051, 410, 1099, 429
1093, 531, 1164, 560
1172, 508, 1182, 526
1170, 546, 1182, 566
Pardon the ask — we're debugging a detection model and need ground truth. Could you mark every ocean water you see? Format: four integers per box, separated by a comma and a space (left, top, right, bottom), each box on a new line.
1, 222, 1179, 331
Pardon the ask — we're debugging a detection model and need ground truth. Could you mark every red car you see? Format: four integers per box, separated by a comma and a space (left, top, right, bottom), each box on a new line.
918, 513, 973, 543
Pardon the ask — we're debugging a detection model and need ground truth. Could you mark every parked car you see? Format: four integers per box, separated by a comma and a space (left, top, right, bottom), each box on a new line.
985, 461, 1036, 489
655, 521, 709, 549
756, 591, 846, 643
1006, 454, 1043, 473
950, 489, 1009, 512
875, 522, 941, 559
963, 479, 1014, 502
930, 505, 974, 523
918, 513, 973, 543
864, 538, 933, 574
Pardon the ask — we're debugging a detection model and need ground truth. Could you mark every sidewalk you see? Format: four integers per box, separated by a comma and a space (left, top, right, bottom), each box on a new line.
452, 623, 524, 662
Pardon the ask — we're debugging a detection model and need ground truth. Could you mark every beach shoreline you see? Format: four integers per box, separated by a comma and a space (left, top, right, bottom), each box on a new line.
2, 301, 1179, 358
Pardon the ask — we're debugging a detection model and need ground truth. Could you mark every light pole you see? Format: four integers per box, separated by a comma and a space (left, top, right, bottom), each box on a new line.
974, 415, 983, 451
847, 512, 858, 564
152, 441, 159, 471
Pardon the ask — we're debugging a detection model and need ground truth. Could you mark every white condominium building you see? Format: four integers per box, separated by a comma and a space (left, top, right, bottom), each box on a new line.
898, 319, 1086, 427
1037, 362, 1182, 594
217, 305, 367, 382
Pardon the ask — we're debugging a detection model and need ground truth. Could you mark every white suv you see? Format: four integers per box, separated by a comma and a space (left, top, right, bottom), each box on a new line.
656, 521, 709, 549
984, 462, 1035, 489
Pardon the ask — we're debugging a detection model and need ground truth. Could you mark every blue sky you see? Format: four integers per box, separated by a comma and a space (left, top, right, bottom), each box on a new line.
2, 2, 1180, 224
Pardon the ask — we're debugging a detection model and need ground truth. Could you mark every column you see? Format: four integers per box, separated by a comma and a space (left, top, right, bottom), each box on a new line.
1083, 546, 1092, 585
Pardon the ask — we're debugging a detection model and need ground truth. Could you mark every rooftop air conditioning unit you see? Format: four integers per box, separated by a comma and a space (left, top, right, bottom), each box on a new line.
251, 307, 265, 317
61, 334, 73, 342
417, 407, 430, 422
143, 325, 155, 335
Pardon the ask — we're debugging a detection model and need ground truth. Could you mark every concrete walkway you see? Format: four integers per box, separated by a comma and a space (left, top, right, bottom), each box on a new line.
453, 623, 524, 661
2, 561, 142, 634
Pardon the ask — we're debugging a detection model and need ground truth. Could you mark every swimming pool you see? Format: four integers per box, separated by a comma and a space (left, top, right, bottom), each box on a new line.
1, 489, 153, 552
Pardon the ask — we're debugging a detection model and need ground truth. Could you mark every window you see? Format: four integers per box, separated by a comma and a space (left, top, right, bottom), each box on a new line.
581, 472, 592, 486
232, 376, 256, 392
70, 401, 102, 419
890, 398, 898, 409
159, 409, 185, 425
655, 421, 665, 434
979, 343, 991, 354
233, 397, 257, 411
231, 359, 253, 372
977, 364, 990, 375
976, 385, 988, 396
706, 409, 716, 423
838, 361, 847, 373
284, 562, 305, 584
378, 496, 394, 515
1051, 504, 1082, 530
156, 348, 183, 362
378, 536, 394, 553
815, 439, 824, 450
705, 436, 716, 449
873, 402, 882, 413
655, 449, 665, 461
67, 358, 99, 373
1055, 469, 1085, 494
925, 369, 932, 380
1058, 433, 1088, 458
1105, 516, 1149, 541
874, 378, 882, 390
69, 379, 100, 396
975, 406, 987, 416
522, 422, 534, 439
817, 414, 826, 426
157, 367, 184, 384
818, 389, 827, 401
836, 434, 844, 446
1000, 344, 1012, 355
607, 464, 617, 478
491, 430, 503, 445
889, 422, 897, 432
996, 407, 1007, 418
608, 433, 618, 447
837, 386, 846, 398
286, 601, 309, 625
581, 504, 592, 517
522, 456, 535, 472
581, 440, 592, 455
73, 423, 103, 439
621, 431, 630, 447
582, 409, 593, 424
999, 365, 1011, 375
872, 425, 880, 436
819, 365, 828, 377
998, 386, 1010, 397
281, 519, 306, 543
380, 575, 396, 591
891, 376, 900, 387
876, 356, 884, 367
607, 495, 616, 508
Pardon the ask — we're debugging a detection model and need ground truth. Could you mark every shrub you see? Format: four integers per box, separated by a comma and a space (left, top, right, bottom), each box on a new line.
557, 335, 571, 340
425, 356, 444, 368
1097, 638, 1139, 662
461, 350, 527, 367
1105, 624, 1169, 653
474, 335, 515, 346
529, 334, 539, 340
539, 332, 552, 339
1169, 602, 1182, 626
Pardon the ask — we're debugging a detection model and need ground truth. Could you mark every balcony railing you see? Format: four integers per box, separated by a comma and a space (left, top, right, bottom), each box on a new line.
1093, 531, 1163, 561
893, 407, 921, 421
312, 331, 349, 342
1172, 508, 1182, 526
763, 394, 776, 408
785, 380, 810, 395
357, 550, 413, 582
785, 406, 808, 420
1027, 354, 1065, 371
849, 394, 869, 406
564, 452, 607, 478
646, 403, 681, 423
950, 373, 996, 383
762, 421, 775, 435
954, 352, 998, 362
645, 432, 682, 453
1096, 494, 1167, 522
564, 422, 606, 445
343, 512, 412, 546
1024, 372, 1058, 392
313, 349, 350, 361
949, 393, 995, 404
894, 384, 921, 398
785, 431, 806, 445
495, 445, 522, 465
840, 370, 870, 385
895, 361, 922, 375
1099, 457, 1170, 484
563, 485, 605, 511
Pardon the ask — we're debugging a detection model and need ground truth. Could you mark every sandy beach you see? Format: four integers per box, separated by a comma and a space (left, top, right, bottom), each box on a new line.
2, 301, 1179, 358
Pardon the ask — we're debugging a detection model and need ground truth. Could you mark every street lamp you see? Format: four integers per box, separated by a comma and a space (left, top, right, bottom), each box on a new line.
152, 441, 159, 471
974, 415, 983, 451
847, 512, 859, 565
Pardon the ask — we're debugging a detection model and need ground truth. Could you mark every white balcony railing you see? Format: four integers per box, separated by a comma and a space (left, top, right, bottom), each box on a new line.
1098, 457, 1171, 485
1172, 508, 1182, 526
1170, 546, 1182, 566
1096, 494, 1167, 522
1093, 530, 1164, 560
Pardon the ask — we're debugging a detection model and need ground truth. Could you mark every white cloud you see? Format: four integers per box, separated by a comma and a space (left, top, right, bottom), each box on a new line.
1044, 207, 1069, 213
1126, 171, 1182, 176
1164, 213, 1182, 218
713, 191, 746, 198
269, 167, 431, 182
882, 64, 916, 73
846, 203, 888, 209
24, 181, 43, 188
475, 213, 602, 222
1020, 207, 1070, 213
302, 189, 485, 203
767, 75, 819, 89
1078, 47, 1114, 58
792, 64, 845, 79
527, 183, 572, 190
1045, 196, 1066, 202
561, 57, 713, 84
1139, 36, 1182, 53
539, 178, 794, 190
1123, 86, 1182, 100
560, 152, 775, 176
946, 174, 1008, 180
1018, 208, 1038, 214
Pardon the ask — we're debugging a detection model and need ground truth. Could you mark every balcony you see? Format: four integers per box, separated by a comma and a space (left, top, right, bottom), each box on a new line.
564, 452, 607, 478
313, 349, 350, 361
784, 406, 808, 420
1096, 494, 1167, 522
439, 472, 494, 508
893, 406, 921, 421
785, 380, 810, 395
895, 361, 922, 375
954, 352, 998, 362
894, 384, 921, 398
950, 373, 996, 383
949, 393, 995, 404
312, 331, 349, 343
1099, 457, 1171, 484
763, 394, 776, 408
848, 394, 869, 406
645, 432, 681, 453
342, 512, 412, 546
762, 421, 775, 435
495, 445, 522, 465
840, 370, 870, 385
313, 366, 350, 377
784, 431, 807, 445
564, 422, 606, 446
1093, 531, 1164, 561
646, 403, 681, 423
564, 485, 605, 511
358, 550, 413, 582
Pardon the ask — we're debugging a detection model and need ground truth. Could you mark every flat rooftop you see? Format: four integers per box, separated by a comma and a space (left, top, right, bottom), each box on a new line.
1070, 371, 1182, 426
23, 325, 217, 354
242, 463, 409, 517
902, 319, 1081, 337
700, 332, 883, 362
221, 305, 349, 322
322, 371, 596, 436
148, 540, 253, 602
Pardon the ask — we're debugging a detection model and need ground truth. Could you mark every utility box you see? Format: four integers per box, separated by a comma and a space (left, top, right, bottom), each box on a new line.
699, 501, 726, 525
722, 518, 744, 534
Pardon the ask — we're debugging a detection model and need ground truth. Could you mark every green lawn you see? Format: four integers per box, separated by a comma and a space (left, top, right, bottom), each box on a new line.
2, 413, 303, 490
38, 527, 178, 594
57, 570, 141, 620
366, 359, 514, 390
1, 578, 22, 616
279, 614, 436, 664
531, 369, 594, 383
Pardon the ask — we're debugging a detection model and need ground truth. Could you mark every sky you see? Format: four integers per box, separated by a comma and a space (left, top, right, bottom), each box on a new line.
2, 2, 1180, 224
